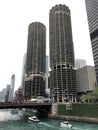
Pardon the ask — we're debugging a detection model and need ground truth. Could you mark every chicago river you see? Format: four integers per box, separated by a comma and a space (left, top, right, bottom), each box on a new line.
0, 109, 98, 130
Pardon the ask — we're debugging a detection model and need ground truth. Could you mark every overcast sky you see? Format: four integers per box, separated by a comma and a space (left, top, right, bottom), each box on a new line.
0, 0, 94, 91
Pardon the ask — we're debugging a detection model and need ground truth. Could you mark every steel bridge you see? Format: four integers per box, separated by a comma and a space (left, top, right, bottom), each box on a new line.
0, 102, 52, 116
0, 102, 52, 109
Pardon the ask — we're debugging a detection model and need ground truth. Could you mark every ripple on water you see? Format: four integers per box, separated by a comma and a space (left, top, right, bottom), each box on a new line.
0, 110, 98, 130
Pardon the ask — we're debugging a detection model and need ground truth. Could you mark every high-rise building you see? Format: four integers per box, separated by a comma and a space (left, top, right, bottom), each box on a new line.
26, 22, 46, 75
24, 22, 46, 100
45, 55, 49, 95
14, 87, 23, 102
75, 59, 86, 69
76, 65, 96, 95
46, 55, 49, 77
21, 53, 26, 94
8, 74, 15, 102
5, 85, 10, 102
85, 0, 98, 83
49, 4, 77, 102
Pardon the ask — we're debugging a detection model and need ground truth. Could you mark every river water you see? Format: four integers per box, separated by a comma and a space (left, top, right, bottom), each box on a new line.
0, 109, 98, 130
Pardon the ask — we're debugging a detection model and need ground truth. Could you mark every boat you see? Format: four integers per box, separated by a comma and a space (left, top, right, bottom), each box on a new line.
11, 109, 18, 114
60, 121, 73, 128
28, 116, 40, 122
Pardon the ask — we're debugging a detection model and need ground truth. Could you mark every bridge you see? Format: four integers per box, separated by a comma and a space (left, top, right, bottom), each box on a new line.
0, 102, 52, 116
0, 102, 52, 109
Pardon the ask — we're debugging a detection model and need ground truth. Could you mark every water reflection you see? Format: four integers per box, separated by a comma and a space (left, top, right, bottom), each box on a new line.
0, 109, 22, 121
0, 110, 98, 130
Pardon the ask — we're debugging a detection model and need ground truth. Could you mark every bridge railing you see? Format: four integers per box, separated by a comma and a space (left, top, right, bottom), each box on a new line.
0, 101, 52, 109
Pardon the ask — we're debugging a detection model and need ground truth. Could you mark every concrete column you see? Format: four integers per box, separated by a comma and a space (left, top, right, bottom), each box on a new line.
57, 94, 59, 102
51, 103, 58, 115
75, 96, 77, 103
72, 94, 73, 102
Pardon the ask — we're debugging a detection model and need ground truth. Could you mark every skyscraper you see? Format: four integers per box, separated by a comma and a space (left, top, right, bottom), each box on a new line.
49, 4, 77, 102
8, 74, 15, 102
21, 53, 26, 94
5, 85, 10, 102
46, 55, 49, 77
76, 65, 96, 94
85, 0, 98, 83
75, 59, 86, 69
24, 22, 46, 100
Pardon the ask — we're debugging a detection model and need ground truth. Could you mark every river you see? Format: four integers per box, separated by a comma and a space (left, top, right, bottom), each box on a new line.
0, 109, 98, 130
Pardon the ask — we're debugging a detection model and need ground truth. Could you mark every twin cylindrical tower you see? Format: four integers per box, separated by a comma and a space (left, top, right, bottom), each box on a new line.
24, 4, 77, 102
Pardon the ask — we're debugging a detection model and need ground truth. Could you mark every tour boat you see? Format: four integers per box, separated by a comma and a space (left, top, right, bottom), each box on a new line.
28, 116, 40, 122
60, 121, 73, 128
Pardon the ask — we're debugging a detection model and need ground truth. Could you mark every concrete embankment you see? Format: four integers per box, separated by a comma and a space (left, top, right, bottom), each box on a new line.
48, 114, 98, 123
50, 103, 98, 123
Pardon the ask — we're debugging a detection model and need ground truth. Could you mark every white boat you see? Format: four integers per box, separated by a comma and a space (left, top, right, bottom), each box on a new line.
28, 116, 40, 122
60, 121, 73, 128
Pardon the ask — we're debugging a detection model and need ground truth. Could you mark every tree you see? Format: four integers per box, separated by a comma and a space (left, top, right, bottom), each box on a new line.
92, 88, 98, 99
81, 87, 98, 103
81, 94, 87, 103
86, 93, 95, 103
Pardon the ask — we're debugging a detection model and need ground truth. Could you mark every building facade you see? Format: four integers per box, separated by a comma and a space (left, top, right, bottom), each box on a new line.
14, 87, 23, 102
24, 22, 46, 100
75, 59, 86, 69
76, 65, 97, 94
5, 85, 10, 102
49, 4, 77, 102
8, 74, 15, 102
46, 55, 49, 77
45, 55, 49, 96
0, 88, 6, 102
85, 0, 98, 83
21, 53, 26, 93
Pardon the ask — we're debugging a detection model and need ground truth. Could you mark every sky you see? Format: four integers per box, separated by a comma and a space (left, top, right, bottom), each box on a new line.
0, 0, 94, 91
